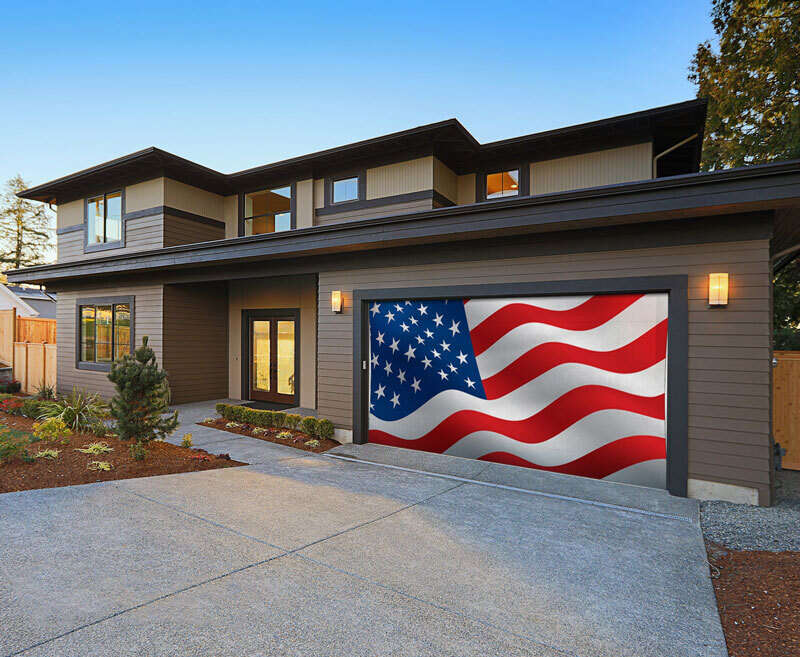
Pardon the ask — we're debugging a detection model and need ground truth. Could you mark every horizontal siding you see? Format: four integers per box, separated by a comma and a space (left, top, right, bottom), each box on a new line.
366, 157, 433, 200
163, 214, 225, 247
314, 198, 433, 226
56, 213, 165, 264
316, 237, 772, 503
56, 284, 164, 399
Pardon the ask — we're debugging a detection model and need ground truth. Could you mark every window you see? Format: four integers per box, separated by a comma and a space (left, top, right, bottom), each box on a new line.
243, 186, 292, 236
332, 176, 359, 203
485, 170, 520, 199
87, 191, 122, 245
79, 300, 132, 367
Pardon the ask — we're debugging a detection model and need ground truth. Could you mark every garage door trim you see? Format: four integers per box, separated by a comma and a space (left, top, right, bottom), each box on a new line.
353, 275, 688, 497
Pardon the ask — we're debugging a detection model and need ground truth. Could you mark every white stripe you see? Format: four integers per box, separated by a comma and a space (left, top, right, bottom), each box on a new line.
443, 410, 665, 465
464, 294, 592, 328
603, 460, 666, 488
369, 360, 666, 439
475, 294, 668, 379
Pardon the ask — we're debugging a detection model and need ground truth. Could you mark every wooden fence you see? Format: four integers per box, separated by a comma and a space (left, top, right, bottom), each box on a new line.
773, 350, 800, 471
0, 308, 57, 394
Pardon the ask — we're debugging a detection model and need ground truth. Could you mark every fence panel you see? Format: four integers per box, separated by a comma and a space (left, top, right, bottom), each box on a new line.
774, 350, 800, 471
16, 316, 56, 344
0, 309, 15, 366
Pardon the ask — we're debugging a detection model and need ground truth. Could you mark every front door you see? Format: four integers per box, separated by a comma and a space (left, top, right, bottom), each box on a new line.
247, 312, 298, 405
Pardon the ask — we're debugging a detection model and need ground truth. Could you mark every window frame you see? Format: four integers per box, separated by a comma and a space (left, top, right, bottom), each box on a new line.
237, 183, 296, 237
84, 190, 125, 252
324, 170, 366, 207
476, 165, 530, 202
75, 295, 135, 371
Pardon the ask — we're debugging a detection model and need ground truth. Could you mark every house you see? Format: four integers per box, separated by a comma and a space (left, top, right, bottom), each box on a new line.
8, 98, 800, 507
0, 285, 57, 319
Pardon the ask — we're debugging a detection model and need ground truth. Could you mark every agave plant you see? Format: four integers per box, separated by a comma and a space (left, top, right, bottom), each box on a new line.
37, 388, 108, 433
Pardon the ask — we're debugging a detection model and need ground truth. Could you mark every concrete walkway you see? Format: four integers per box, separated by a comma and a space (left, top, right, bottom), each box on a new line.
0, 401, 727, 657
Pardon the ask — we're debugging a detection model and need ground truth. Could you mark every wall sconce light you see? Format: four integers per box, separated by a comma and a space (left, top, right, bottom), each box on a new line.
708, 273, 729, 306
331, 290, 343, 313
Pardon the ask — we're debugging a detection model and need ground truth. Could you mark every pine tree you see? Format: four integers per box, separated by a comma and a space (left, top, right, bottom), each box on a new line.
108, 336, 179, 447
0, 175, 54, 268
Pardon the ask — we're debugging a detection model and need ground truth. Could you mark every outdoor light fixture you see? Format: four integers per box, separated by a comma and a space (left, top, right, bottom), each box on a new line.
708, 273, 729, 306
331, 290, 343, 313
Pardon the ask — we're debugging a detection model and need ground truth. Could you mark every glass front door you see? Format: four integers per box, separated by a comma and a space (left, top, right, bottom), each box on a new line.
248, 314, 297, 404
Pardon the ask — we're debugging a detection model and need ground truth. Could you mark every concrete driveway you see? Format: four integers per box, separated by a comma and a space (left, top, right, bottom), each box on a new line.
0, 404, 726, 657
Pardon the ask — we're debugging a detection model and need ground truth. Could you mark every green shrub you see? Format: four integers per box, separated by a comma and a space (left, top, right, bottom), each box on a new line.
215, 402, 229, 416
129, 442, 146, 460
316, 418, 335, 440
0, 380, 22, 394
0, 431, 29, 463
284, 414, 301, 430
299, 416, 318, 436
35, 382, 56, 401
88, 460, 112, 471
181, 433, 193, 448
276, 430, 293, 440
21, 399, 45, 419
304, 439, 320, 448
32, 417, 72, 443
272, 411, 287, 428
75, 442, 113, 455
33, 448, 60, 459
37, 388, 106, 432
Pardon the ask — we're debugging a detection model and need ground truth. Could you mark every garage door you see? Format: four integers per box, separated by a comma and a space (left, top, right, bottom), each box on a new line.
367, 293, 668, 488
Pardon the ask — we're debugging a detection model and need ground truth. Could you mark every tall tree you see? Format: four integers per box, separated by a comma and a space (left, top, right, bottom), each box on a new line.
689, 0, 800, 170
0, 175, 54, 269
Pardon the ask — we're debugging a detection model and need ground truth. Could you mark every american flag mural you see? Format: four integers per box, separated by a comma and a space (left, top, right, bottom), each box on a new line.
368, 293, 669, 488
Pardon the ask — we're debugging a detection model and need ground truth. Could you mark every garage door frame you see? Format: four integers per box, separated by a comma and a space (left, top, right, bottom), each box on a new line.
353, 275, 688, 496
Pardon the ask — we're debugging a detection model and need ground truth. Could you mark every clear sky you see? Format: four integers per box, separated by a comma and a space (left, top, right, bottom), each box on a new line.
0, 1, 715, 189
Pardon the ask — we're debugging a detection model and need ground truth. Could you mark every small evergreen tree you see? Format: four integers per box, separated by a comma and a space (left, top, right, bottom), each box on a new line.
108, 336, 179, 448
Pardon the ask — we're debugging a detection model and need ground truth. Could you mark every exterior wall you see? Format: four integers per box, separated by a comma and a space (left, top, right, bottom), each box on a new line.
316, 233, 772, 505
163, 178, 225, 220
531, 142, 653, 195
163, 214, 225, 247
433, 158, 458, 204
56, 284, 163, 399
227, 275, 317, 408
223, 195, 238, 238
366, 157, 432, 200
125, 178, 165, 213
296, 179, 314, 229
163, 282, 228, 403
314, 198, 433, 226
56, 199, 83, 230
457, 174, 476, 205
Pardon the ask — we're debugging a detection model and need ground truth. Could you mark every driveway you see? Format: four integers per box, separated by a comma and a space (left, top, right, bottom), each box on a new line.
0, 402, 726, 657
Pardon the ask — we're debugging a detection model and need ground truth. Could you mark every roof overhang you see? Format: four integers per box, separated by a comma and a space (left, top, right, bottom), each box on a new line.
8, 158, 800, 286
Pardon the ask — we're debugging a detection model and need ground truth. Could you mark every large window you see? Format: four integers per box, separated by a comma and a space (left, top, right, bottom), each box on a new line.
485, 170, 520, 199
79, 300, 131, 367
87, 191, 122, 245
243, 186, 293, 236
332, 176, 360, 203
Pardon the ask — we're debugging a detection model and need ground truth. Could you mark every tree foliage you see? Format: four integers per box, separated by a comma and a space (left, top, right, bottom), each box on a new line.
0, 175, 54, 269
774, 260, 800, 349
689, 0, 800, 170
108, 336, 179, 446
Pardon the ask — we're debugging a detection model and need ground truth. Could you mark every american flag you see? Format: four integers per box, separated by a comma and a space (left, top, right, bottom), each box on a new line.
368, 293, 668, 488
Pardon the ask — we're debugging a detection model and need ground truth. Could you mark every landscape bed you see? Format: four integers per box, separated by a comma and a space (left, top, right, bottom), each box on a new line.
198, 417, 339, 453
0, 411, 245, 493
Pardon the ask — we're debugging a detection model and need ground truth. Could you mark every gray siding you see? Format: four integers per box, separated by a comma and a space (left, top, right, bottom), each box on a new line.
56, 284, 164, 399
163, 282, 228, 403
316, 238, 772, 504
314, 198, 433, 226
163, 214, 225, 247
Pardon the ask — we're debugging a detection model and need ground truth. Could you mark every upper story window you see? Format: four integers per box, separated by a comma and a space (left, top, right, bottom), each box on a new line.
243, 186, 294, 235
332, 176, 360, 203
485, 170, 520, 199
87, 191, 122, 245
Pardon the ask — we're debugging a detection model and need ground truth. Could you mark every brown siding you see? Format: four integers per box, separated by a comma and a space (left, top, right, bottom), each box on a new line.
163, 283, 228, 403
314, 198, 433, 226
316, 237, 772, 504
163, 214, 225, 247
56, 284, 164, 399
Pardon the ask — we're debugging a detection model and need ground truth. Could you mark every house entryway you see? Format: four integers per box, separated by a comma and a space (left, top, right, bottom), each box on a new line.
242, 309, 300, 407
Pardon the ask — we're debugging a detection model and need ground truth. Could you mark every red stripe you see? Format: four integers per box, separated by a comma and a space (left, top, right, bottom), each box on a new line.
368, 386, 665, 454
482, 319, 668, 400
470, 294, 643, 356
477, 435, 666, 479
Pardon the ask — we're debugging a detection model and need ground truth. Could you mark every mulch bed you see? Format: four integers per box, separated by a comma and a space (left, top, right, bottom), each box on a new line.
198, 418, 339, 454
707, 542, 800, 657
0, 412, 246, 494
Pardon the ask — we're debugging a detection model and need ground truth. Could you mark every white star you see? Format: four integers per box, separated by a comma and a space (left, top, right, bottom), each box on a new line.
418, 303, 428, 315
438, 369, 449, 381
415, 334, 425, 344
465, 377, 476, 389
405, 300, 412, 306
397, 369, 406, 383
375, 384, 386, 399
440, 340, 450, 352
424, 328, 434, 339
375, 331, 385, 345
369, 401, 374, 410
384, 361, 392, 375
394, 303, 404, 312
433, 313, 444, 327
448, 362, 458, 373
404, 345, 416, 360
390, 392, 400, 408
389, 338, 400, 353
370, 302, 381, 316
411, 377, 421, 393
421, 356, 432, 369
400, 322, 409, 332
449, 320, 460, 336
431, 348, 441, 359
409, 316, 418, 325
370, 353, 379, 367
457, 351, 468, 365
385, 310, 395, 323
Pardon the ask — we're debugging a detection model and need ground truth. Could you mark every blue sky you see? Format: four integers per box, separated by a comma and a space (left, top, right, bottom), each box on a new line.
0, 1, 715, 189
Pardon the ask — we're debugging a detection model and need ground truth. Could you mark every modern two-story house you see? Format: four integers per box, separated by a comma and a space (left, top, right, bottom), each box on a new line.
9, 99, 800, 506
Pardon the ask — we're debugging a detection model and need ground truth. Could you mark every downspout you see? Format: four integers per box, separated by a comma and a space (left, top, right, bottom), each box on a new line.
652, 133, 699, 178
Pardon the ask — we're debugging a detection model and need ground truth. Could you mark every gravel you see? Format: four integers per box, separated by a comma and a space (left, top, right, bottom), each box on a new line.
700, 470, 800, 551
